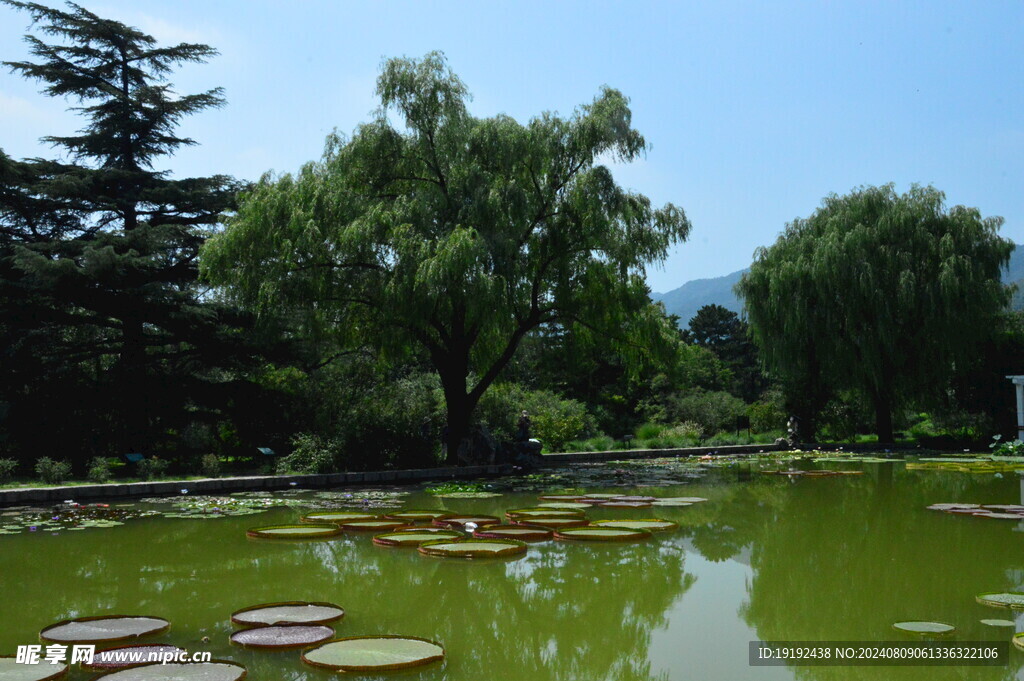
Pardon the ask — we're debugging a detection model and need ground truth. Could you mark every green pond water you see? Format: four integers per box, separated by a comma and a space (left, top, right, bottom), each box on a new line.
1, 457, 1023, 681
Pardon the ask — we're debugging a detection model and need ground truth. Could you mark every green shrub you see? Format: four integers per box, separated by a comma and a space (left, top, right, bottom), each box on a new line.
35, 457, 71, 484
662, 422, 703, 441
662, 390, 746, 437
635, 423, 664, 440
476, 383, 596, 452
748, 389, 786, 432
0, 458, 16, 483
277, 433, 338, 474
137, 456, 170, 480
200, 454, 222, 477
86, 457, 112, 483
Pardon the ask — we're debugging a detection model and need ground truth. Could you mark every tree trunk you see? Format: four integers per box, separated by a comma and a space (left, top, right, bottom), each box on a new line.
119, 311, 146, 452
438, 353, 471, 467
871, 388, 895, 444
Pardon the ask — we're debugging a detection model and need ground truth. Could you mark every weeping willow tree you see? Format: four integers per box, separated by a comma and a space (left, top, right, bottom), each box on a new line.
201, 52, 690, 464
737, 184, 1012, 443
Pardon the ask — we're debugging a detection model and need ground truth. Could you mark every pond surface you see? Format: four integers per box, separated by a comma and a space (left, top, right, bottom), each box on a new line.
1, 455, 1023, 681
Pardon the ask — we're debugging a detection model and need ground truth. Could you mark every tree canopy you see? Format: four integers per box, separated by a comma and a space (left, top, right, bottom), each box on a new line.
202, 52, 691, 463
0, 0, 246, 461
736, 184, 1013, 442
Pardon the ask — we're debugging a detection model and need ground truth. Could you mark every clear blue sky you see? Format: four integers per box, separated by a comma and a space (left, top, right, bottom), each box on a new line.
2, 1, 1021, 293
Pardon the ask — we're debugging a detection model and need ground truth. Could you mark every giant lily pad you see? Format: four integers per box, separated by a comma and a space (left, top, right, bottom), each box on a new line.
231, 602, 344, 627
83, 645, 187, 670
505, 508, 584, 519
596, 500, 653, 508
0, 656, 68, 681
431, 515, 500, 529
473, 524, 553, 541
1014, 633, 1024, 652
537, 495, 586, 501
383, 509, 452, 522
246, 524, 341, 539
925, 503, 980, 511
555, 527, 651, 542
511, 516, 589, 529
230, 625, 334, 649
972, 511, 1024, 520
657, 496, 707, 503
580, 493, 623, 499
302, 636, 444, 672
301, 511, 377, 523
418, 538, 527, 558
40, 616, 170, 643
976, 592, 1024, 609
593, 519, 678, 532
610, 495, 657, 502
372, 530, 462, 547
891, 621, 956, 636
338, 519, 407, 532
91, 661, 246, 681
650, 500, 695, 507
980, 619, 1015, 628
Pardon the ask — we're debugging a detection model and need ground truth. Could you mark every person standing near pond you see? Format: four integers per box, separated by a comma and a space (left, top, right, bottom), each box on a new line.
516, 410, 532, 442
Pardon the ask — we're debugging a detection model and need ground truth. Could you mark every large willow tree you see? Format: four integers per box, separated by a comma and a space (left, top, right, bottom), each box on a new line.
202, 52, 690, 464
737, 184, 1012, 442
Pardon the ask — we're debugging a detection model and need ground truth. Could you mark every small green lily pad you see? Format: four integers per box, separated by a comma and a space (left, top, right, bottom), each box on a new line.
892, 621, 956, 635
302, 636, 444, 672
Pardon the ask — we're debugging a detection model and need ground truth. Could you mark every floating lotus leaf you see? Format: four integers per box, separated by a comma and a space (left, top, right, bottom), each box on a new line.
511, 516, 589, 529
891, 621, 955, 635
650, 500, 695, 507
0, 656, 68, 681
580, 493, 623, 499
972, 512, 1024, 520
980, 619, 1015, 627
383, 509, 452, 522
597, 500, 653, 508
84, 646, 187, 670
431, 515, 500, 528
418, 538, 527, 558
231, 602, 344, 627
662, 497, 707, 503
505, 508, 584, 519
302, 636, 444, 672
593, 519, 678, 532
536, 502, 591, 510
338, 519, 407, 532
610, 496, 656, 502
537, 494, 585, 501
372, 530, 462, 547
246, 524, 341, 539
981, 504, 1024, 512
473, 524, 553, 541
976, 592, 1024, 609
554, 527, 651, 542
301, 511, 376, 523
392, 525, 461, 534
230, 624, 334, 649
925, 503, 980, 511
91, 661, 246, 681
40, 616, 170, 643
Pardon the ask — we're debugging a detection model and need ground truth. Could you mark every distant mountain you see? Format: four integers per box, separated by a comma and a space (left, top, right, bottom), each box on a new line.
655, 244, 1024, 327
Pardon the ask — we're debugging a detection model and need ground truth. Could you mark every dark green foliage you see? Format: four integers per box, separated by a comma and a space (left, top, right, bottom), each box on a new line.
136, 455, 169, 480
475, 383, 596, 452
659, 390, 747, 438
747, 388, 786, 433
0, 1, 254, 465
203, 52, 690, 464
683, 304, 766, 401
0, 457, 16, 482
34, 456, 70, 483
738, 184, 1013, 442
276, 433, 339, 474
86, 456, 112, 483
199, 454, 221, 477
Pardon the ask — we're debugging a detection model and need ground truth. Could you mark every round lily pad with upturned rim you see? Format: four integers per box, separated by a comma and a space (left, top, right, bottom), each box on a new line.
1014, 633, 1024, 652
976, 592, 1024, 609
338, 519, 407, 532
610, 495, 657, 503
657, 496, 707, 503
418, 538, 527, 558
554, 527, 651, 542
538, 494, 586, 501
511, 516, 589, 529
40, 616, 170, 643
301, 636, 444, 672
231, 601, 344, 627
505, 508, 585, 519
596, 500, 653, 508
593, 519, 678, 532
384, 509, 452, 522
473, 524, 553, 541
90, 661, 246, 681
536, 502, 591, 510
982, 504, 1024, 512
246, 524, 341, 539
972, 511, 1024, 520
925, 503, 980, 511
650, 500, 695, 507
230, 624, 334, 649
431, 515, 500, 529
373, 530, 462, 547
891, 621, 956, 636
0, 656, 68, 681
83, 645, 186, 670
301, 511, 377, 523
580, 493, 623, 499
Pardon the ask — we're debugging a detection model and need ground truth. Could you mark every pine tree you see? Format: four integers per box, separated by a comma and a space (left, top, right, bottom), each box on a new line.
0, 1, 243, 460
